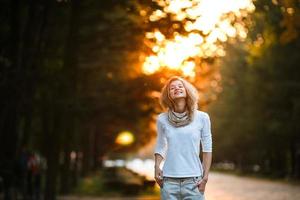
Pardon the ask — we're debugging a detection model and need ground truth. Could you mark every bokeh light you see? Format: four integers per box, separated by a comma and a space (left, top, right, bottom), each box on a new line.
115, 131, 135, 146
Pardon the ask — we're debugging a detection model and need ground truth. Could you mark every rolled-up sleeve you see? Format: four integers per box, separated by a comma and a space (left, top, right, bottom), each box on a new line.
154, 119, 168, 159
201, 113, 213, 152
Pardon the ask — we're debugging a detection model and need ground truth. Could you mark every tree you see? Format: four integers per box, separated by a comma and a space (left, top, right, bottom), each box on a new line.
208, 0, 300, 178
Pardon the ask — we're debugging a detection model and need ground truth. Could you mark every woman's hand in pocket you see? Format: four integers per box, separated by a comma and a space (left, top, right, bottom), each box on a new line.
196, 178, 208, 193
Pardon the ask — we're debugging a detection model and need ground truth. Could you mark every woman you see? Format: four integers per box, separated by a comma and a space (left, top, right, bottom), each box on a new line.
154, 76, 213, 200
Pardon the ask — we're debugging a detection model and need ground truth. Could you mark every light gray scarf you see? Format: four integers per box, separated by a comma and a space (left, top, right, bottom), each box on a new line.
168, 109, 191, 127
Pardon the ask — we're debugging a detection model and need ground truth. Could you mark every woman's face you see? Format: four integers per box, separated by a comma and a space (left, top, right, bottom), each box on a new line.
169, 80, 187, 100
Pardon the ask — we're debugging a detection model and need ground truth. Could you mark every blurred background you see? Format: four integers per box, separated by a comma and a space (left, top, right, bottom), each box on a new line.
0, 0, 299, 200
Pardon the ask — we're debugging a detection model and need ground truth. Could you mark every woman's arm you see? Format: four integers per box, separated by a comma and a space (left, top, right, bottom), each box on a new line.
154, 153, 164, 169
197, 152, 212, 192
154, 118, 167, 187
201, 113, 213, 182
202, 152, 212, 182
154, 153, 164, 187
197, 113, 213, 192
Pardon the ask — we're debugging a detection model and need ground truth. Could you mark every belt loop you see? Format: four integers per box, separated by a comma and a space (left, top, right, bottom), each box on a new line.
193, 177, 197, 182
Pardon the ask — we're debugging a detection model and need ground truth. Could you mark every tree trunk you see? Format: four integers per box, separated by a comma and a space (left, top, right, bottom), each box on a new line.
292, 140, 300, 179
43, 104, 62, 200
59, 0, 81, 194
81, 125, 94, 176
59, 148, 71, 194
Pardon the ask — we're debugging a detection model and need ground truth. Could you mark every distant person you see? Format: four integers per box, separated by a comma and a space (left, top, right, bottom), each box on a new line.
27, 152, 43, 200
154, 76, 213, 200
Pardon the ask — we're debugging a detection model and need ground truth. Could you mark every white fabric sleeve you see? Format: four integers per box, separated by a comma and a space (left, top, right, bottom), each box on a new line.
154, 119, 168, 159
201, 113, 213, 152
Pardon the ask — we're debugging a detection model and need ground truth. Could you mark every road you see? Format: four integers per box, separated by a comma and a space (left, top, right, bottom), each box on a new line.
59, 172, 300, 200
205, 172, 300, 200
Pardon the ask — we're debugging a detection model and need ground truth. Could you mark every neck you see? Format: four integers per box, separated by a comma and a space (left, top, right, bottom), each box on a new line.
173, 98, 186, 113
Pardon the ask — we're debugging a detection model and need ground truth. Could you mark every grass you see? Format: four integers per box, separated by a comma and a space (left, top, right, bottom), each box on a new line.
72, 171, 108, 196
72, 168, 158, 197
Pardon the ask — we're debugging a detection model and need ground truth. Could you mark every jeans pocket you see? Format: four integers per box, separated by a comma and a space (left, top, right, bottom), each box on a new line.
192, 178, 204, 195
197, 188, 204, 195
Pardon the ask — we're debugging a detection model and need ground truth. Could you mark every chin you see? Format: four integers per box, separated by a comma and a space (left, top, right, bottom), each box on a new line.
173, 95, 186, 99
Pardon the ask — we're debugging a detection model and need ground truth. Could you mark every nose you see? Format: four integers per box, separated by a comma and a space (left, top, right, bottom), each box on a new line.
174, 88, 182, 94
175, 86, 182, 91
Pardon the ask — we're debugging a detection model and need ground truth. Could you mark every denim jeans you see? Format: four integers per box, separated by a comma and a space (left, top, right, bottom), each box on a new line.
160, 176, 205, 200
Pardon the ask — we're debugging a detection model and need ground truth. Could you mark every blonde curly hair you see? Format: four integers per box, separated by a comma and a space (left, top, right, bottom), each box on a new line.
160, 76, 199, 120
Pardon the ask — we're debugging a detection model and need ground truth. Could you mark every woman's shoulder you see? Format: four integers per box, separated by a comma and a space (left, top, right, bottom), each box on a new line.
157, 112, 168, 122
195, 110, 210, 119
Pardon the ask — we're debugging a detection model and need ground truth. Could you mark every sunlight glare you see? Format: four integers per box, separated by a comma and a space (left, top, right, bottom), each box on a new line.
142, 0, 255, 77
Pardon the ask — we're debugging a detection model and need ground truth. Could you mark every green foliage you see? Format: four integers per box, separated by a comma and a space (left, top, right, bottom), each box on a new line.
209, 0, 300, 179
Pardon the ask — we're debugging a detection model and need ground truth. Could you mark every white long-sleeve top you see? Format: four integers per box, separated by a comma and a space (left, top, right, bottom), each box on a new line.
154, 110, 212, 177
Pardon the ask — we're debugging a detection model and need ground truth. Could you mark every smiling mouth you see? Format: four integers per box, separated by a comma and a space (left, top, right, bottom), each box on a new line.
175, 91, 183, 95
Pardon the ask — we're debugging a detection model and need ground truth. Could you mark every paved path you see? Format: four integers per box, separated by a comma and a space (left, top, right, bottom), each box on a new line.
59, 172, 300, 200
59, 195, 160, 200
205, 172, 300, 200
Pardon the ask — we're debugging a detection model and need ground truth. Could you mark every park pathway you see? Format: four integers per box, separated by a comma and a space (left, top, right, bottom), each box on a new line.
59, 171, 300, 200
205, 172, 300, 200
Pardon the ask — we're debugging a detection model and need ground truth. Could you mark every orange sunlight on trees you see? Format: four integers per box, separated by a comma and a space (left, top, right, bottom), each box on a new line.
142, 0, 255, 77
